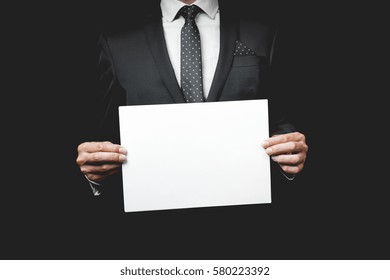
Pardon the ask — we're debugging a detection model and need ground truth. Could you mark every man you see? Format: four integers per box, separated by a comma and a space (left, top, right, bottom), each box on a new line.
76, 0, 308, 206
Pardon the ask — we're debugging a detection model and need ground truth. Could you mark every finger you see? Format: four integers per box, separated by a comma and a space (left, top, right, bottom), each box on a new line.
262, 132, 305, 148
271, 153, 306, 165
265, 141, 307, 156
279, 162, 305, 174
81, 163, 122, 175
86, 168, 121, 183
78, 141, 127, 154
83, 152, 127, 164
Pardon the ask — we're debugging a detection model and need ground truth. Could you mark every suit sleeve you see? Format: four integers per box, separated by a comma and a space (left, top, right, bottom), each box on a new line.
95, 31, 126, 144
80, 32, 127, 204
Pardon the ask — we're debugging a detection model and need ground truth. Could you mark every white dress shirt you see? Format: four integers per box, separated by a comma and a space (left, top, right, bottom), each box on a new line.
160, 0, 220, 99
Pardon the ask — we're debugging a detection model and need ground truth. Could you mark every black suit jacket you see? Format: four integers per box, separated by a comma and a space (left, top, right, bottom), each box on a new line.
91, 5, 296, 212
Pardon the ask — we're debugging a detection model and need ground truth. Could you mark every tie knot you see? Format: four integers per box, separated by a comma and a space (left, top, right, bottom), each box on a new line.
179, 5, 202, 22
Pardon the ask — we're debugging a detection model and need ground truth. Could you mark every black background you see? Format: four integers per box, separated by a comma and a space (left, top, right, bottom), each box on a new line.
2, 1, 388, 260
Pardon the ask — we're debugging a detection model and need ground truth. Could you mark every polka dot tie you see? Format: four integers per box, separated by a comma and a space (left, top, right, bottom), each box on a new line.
179, 5, 204, 103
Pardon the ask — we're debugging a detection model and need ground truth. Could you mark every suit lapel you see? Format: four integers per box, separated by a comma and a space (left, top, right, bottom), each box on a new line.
143, 9, 238, 103
206, 14, 238, 102
144, 16, 186, 103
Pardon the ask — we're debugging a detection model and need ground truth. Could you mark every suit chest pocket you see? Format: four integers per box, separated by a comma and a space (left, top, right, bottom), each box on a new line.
220, 55, 268, 101
231, 55, 266, 68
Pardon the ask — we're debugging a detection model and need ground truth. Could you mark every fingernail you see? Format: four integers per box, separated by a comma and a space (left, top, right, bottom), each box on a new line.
119, 155, 127, 162
265, 148, 272, 155
261, 141, 269, 148
119, 147, 127, 154
271, 156, 277, 162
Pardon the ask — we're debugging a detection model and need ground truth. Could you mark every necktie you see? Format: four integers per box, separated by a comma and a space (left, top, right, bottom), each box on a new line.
179, 5, 204, 103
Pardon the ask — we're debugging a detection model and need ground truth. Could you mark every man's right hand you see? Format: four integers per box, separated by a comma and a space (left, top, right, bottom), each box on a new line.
76, 141, 127, 183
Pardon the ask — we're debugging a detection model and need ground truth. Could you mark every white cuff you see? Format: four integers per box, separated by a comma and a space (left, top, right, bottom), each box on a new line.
279, 169, 296, 181
85, 175, 102, 196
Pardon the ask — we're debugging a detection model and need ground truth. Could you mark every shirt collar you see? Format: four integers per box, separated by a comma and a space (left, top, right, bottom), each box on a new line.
161, 0, 219, 22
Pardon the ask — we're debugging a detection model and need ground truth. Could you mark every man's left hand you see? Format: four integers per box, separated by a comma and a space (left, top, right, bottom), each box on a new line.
262, 132, 308, 174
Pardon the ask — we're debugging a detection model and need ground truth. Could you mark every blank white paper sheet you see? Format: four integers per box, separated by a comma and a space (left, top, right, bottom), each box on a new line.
119, 99, 271, 212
